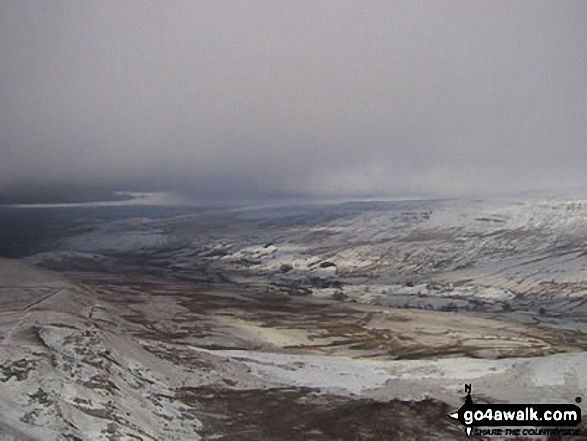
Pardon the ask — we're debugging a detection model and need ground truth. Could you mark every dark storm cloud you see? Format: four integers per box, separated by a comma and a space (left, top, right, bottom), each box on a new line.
1, 1, 587, 202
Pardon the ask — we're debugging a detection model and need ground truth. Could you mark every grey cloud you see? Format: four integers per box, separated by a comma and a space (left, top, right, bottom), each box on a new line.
1, 1, 587, 202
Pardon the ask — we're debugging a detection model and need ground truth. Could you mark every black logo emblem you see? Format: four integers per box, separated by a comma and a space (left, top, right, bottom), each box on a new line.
448, 384, 582, 437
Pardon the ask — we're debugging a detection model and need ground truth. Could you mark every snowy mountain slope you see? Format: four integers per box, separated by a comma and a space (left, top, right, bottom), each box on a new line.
0, 259, 203, 440
23, 196, 587, 335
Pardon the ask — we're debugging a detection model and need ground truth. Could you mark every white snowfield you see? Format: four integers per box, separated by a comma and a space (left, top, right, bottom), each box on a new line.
27, 195, 587, 288
174, 196, 587, 283
0, 259, 202, 441
190, 346, 587, 406
8, 195, 587, 439
2, 253, 585, 440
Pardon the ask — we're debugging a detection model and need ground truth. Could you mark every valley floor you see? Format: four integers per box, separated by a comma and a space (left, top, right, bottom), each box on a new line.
1, 258, 586, 440
2, 196, 587, 440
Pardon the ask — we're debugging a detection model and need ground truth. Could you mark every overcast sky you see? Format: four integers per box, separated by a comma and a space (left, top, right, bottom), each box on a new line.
1, 1, 587, 202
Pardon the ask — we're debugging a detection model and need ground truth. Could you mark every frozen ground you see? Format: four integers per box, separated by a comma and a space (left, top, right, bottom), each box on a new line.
2, 195, 587, 439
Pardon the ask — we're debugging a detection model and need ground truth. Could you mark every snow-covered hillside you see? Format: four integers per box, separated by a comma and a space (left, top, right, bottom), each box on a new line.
4, 196, 587, 439
23, 196, 587, 333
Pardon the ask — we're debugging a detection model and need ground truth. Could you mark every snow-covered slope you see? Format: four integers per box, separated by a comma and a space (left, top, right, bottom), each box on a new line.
0, 258, 202, 440
23, 196, 587, 332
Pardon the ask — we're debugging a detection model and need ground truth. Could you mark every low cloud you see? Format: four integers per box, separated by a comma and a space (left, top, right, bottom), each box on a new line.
1, 1, 587, 202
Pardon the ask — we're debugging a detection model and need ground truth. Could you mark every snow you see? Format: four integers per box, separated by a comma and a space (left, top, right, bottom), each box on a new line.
191, 346, 587, 400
